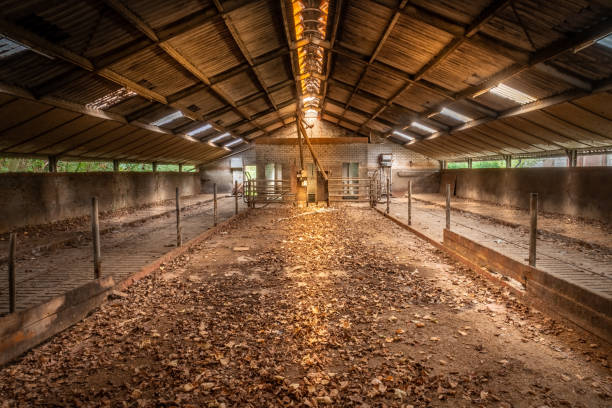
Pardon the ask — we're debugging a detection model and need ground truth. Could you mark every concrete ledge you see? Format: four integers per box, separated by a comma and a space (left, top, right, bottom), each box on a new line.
443, 229, 611, 342
0, 276, 115, 366
375, 207, 611, 343
0, 209, 249, 366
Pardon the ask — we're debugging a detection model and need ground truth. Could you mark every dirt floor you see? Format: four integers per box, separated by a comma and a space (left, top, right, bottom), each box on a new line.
0, 206, 610, 407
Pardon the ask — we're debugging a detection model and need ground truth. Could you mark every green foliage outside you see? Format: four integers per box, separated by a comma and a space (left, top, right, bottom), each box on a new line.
1, 157, 198, 173
472, 160, 506, 168
0, 157, 48, 173
447, 161, 467, 169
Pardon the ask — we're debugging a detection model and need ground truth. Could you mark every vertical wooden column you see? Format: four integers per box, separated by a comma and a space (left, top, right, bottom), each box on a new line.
48, 156, 57, 173
179, 163, 183, 173
213, 183, 218, 226
91, 197, 101, 279
529, 193, 538, 267
445, 184, 451, 230
467, 158, 473, 169
234, 180, 238, 215
408, 180, 412, 226
113, 160, 119, 172
505, 155, 512, 168
152, 162, 158, 172
176, 187, 182, 247
8, 233, 16, 313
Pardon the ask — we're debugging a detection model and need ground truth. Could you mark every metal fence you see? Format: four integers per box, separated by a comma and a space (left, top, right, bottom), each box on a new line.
327, 177, 375, 203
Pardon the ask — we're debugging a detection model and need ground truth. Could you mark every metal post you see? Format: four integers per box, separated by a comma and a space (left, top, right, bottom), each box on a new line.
529, 193, 538, 267
445, 183, 451, 230
176, 187, 182, 247
8, 233, 16, 313
408, 180, 412, 226
234, 180, 238, 215
386, 176, 390, 214
91, 197, 101, 279
213, 183, 218, 226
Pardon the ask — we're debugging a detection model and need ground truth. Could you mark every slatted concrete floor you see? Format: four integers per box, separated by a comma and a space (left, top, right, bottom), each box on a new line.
0, 197, 244, 315
387, 198, 612, 300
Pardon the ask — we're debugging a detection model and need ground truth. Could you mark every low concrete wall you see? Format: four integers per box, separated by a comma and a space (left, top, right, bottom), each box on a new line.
440, 168, 612, 223
0, 172, 201, 233
443, 229, 611, 342
0, 276, 115, 366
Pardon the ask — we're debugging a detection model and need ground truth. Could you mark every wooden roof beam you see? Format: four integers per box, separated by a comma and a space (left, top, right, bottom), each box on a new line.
320, 0, 344, 108
337, 0, 409, 121
212, 0, 282, 119
357, 0, 516, 135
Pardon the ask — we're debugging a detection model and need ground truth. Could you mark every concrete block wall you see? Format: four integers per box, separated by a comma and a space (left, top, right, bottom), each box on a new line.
0, 172, 201, 233
441, 168, 612, 223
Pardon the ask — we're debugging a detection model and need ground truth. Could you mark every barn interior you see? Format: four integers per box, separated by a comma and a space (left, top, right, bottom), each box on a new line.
0, 0, 611, 406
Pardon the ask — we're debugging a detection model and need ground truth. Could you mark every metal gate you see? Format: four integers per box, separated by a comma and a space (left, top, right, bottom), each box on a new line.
244, 179, 294, 207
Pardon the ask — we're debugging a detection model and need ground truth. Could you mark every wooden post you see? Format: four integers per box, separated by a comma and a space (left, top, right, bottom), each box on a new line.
8, 233, 16, 314
505, 155, 512, 168
213, 183, 218, 226
152, 162, 158, 172
176, 187, 182, 247
234, 180, 238, 215
386, 176, 390, 214
48, 156, 57, 173
529, 193, 538, 267
179, 163, 183, 173
91, 197, 101, 279
445, 183, 451, 230
408, 180, 412, 226
113, 160, 119, 172
467, 158, 473, 169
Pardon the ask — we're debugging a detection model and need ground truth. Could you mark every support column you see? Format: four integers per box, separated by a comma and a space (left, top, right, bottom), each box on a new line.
176, 187, 182, 247
48, 156, 57, 173
467, 158, 473, 169
439, 160, 447, 170
445, 184, 451, 230
386, 176, 390, 214
152, 162, 158, 172
179, 163, 183, 173
234, 180, 239, 215
8, 233, 16, 313
566, 149, 578, 167
113, 160, 119, 172
505, 155, 512, 168
91, 197, 101, 279
529, 193, 538, 267
213, 183, 218, 226
407, 180, 412, 226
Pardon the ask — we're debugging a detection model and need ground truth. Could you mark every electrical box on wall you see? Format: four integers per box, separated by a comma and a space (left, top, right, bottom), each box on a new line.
379, 154, 392, 167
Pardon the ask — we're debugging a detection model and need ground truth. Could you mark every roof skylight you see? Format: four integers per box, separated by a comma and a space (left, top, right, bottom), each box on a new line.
223, 138, 243, 148
489, 83, 536, 105
392, 130, 414, 140
439, 107, 472, 123
186, 124, 212, 137
0, 37, 28, 58
208, 132, 231, 145
410, 122, 437, 133
597, 34, 612, 49
86, 88, 137, 111
150, 111, 184, 127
